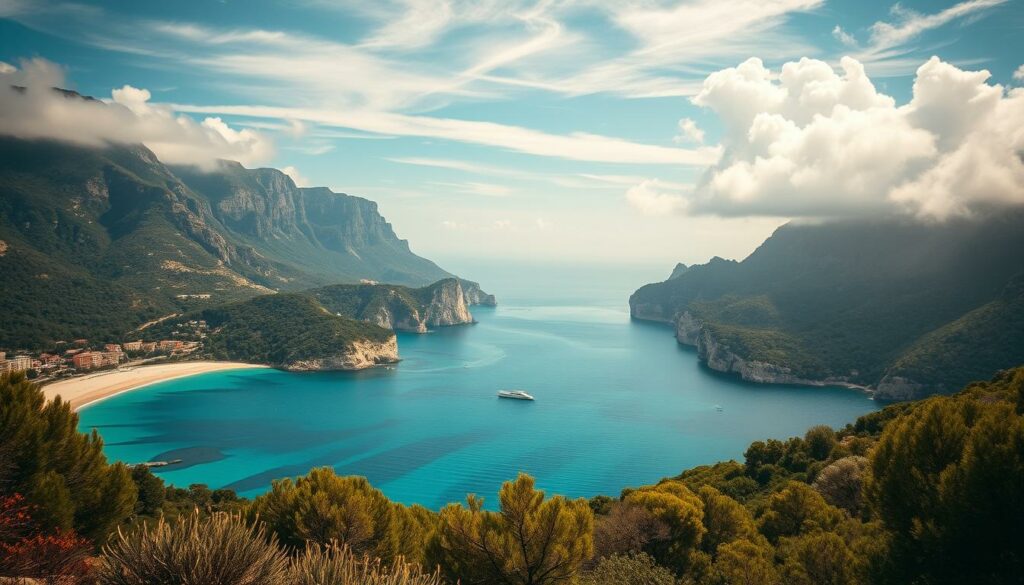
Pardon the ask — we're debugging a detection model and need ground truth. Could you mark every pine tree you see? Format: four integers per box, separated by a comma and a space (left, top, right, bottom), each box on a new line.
432, 473, 593, 585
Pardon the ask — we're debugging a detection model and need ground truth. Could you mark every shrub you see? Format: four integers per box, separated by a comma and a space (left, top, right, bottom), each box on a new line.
712, 539, 779, 585
803, 426, 837, 461
757, 482, 844, 543
812, 457, 869, 516
432, 473, 593, 585
96, 512, 290, 585
623, 481, 705, 573
291, 544, 444, 585
578, 552, 675, 585
0, 493, 94, 584
249, 468, 411, 563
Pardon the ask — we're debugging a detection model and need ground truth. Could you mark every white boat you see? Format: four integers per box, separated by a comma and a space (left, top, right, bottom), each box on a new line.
498, 390, 534, 401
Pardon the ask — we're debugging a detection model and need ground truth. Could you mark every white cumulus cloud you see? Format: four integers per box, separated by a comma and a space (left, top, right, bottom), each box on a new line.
674, 118, 705, 144
626, 180, 689, 216
1014, 65, 1024, 82
281, 165, 311, 187
0, 59, 273, 170
687, 55, 1024, 219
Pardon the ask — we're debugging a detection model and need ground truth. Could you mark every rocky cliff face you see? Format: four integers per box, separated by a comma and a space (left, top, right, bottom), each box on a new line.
675, 311, 855, 388
424, 279, 474, 326
629, 300, 674, 323
170, 163, 455, 287
461, 280, 497, 306
283, 336, 399, 371
311, 279, 476, 335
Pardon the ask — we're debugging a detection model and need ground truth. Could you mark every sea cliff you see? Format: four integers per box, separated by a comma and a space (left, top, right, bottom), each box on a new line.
461, 280, 497, 306
312, 278, 477, 334
423, 279, 474, 327
283, 336, 399, 371
674, 311, 854, 388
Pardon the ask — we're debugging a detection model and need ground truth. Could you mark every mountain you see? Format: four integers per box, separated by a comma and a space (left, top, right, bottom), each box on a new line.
169, 162, 451, 287
0, 136, 490, 348
311, 278, 475, 333
629, 214, 1024, 399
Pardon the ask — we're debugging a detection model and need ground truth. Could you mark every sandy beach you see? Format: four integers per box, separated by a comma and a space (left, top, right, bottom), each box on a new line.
43, 361, 268, 410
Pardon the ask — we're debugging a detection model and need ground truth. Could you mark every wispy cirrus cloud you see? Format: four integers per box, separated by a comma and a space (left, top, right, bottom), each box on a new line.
171, 102, 720, 166
868, 0, 1006, 51
481, 0, 823, 98
835, 0, 1009, 76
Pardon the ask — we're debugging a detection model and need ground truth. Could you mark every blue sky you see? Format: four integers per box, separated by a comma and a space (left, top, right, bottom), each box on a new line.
1, 0, 1022, 266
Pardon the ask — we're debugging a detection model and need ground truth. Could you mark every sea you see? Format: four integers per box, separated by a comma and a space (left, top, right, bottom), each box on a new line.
78, 260, 878, 508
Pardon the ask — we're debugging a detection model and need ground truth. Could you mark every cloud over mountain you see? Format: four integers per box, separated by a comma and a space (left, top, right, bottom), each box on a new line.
0, 58, 273, 169
686, 55, 1024, 219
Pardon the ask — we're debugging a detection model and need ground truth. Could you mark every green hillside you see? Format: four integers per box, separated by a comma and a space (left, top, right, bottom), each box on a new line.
630, 215, 1024, 398
0, 136, 485, 349
145, 293, 395, 369
883, 274, 1024, 393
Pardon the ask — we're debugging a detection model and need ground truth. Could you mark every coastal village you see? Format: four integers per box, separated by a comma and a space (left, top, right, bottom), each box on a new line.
0, 319, 209, 381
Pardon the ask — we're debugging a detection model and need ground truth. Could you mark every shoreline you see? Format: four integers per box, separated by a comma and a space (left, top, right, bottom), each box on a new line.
42, 361, 269, 411
631, 314, 877, 398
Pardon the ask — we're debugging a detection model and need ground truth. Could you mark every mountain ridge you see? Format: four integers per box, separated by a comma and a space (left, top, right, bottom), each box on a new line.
0, 135, 491, 348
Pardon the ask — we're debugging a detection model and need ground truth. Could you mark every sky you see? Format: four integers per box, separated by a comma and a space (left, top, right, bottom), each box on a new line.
1, 0, 1022, 268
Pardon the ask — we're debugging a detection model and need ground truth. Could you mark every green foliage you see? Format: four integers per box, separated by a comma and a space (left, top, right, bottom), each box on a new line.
249, 468, 419, 564
812, 457, 869, 516
623, 481, 706, 574
578, 552, 676, 585
0, 372, 137, 542
129, 467, 165, 516
756, 482, 844, 544
156, 293, 395, 367
709, 539, 779, 585
676, 462, 761, 503
695, 486, 759, 555
97, 512, 291, 585
868, 370, 1024, 584
432, 473, 593, 585
777, 532, 857, 585
803, 426, 837, 461
885, 274, 1024, 391
291, 544, 444, 585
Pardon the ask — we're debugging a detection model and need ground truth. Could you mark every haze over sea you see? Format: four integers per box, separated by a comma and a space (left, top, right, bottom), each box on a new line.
78, 261, 878, 508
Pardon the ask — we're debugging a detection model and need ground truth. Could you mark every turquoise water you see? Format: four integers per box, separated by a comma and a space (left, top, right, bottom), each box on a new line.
78, 262, 878, 508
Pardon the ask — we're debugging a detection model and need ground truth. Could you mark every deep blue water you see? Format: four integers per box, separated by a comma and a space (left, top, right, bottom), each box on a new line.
78, 261, 878, 508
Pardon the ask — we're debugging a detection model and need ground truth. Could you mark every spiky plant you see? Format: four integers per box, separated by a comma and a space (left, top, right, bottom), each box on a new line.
96, 511, 291, 585
291, 544, 444, 585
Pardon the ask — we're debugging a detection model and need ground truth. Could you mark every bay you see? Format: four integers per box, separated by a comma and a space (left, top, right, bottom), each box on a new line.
78, 261, 878, 508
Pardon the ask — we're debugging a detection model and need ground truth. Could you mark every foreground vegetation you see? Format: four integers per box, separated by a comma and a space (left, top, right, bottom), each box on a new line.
1, 367, 1022, 583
